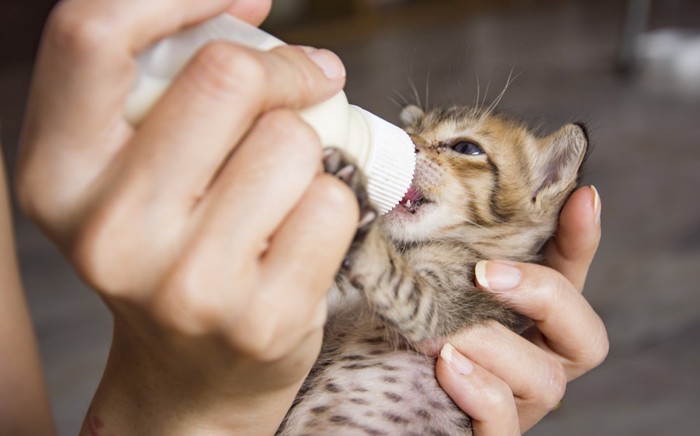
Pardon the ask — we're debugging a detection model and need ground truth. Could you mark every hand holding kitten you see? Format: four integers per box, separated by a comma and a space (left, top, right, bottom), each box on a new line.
437, 186, 608, 435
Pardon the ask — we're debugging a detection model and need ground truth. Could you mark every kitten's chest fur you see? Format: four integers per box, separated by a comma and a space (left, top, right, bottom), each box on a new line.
279, 241, 494, 436
280, 297, 471, 436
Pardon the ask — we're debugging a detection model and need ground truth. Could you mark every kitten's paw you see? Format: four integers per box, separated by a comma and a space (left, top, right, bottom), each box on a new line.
323, 147, 378, 241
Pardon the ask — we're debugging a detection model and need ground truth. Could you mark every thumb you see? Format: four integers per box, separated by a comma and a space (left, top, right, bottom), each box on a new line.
542, 186, 602, 292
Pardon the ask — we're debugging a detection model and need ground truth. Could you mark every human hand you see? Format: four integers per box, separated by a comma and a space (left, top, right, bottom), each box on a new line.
435, 186, 608, 435
17, 0, 358, 434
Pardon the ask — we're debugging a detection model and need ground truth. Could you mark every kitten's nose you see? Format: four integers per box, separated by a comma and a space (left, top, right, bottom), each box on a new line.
408, 134, 428, 153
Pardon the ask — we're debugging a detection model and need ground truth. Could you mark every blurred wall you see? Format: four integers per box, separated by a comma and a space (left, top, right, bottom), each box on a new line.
0, 0, 58, 66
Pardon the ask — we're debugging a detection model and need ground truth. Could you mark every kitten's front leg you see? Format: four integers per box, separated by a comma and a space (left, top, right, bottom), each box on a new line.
323, 148, 441, 343
343, 226, 444, 342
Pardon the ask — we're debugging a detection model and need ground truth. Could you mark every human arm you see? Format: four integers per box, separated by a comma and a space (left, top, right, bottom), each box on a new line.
16, 0, 357, 434
436, 186, 608, 434
0, 151, 55, 435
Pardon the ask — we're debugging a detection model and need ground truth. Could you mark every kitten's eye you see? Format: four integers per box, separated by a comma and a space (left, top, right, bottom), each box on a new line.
452, 141, 484, 156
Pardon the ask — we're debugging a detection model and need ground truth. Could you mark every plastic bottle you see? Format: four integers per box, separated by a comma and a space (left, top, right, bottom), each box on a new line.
125, 14, 415, 214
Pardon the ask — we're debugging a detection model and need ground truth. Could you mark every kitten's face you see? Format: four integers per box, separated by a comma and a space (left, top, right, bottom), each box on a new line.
382, 106, 587, 253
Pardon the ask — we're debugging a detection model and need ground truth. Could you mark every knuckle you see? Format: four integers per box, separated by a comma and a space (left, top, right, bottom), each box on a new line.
14, 172, 47, 223
229, 314, 281, 362
191, 42, 266, 99
529, 268, 570, 316
157, 271, 227, 335
583, 321, 610, 369
273, 45, 337, 98
47, 2, 116, 56
555, 269, 575, 294
540, 268, 569, 299
479, 378, 515, 415
70, 197, 154, 297
540, 362, 568, 409
15, 149, 94, 240
281, 47, 320, 92
15, 160, 72, 233
311, 175, 359, 216
256, 110, 322, 172
594, 334, 611, 366
227, 295, 316, 363
71, 209, 126, 295
258, 110, 320, 153
160, 275, 281, 361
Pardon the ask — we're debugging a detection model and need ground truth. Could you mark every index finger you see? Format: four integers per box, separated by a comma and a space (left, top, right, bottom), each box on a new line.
542, 186, 601, 292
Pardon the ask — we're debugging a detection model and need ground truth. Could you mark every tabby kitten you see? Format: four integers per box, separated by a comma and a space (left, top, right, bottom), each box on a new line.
278, 105, 589, 435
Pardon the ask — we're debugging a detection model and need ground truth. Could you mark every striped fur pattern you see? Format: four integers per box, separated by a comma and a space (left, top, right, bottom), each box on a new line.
278, 105, 589, 435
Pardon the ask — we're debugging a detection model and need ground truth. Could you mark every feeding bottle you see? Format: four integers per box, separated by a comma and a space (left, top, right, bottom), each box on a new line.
125, 14, 415, 214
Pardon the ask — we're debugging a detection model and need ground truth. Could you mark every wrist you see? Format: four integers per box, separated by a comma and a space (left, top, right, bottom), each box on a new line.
81, 326, 310, 435
83, 382, 300, 436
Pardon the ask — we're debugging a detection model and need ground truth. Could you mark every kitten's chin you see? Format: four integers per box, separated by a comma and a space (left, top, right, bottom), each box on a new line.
387, 200, 432, 217
383, 201, 436, 243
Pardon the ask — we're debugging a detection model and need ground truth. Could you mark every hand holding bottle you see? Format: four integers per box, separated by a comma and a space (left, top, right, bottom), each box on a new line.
17, 0, 358, 434
126, 13, 415, 213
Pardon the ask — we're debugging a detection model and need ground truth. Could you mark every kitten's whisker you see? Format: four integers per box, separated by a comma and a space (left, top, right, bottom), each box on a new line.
425, 67, 432, 110
389, 96, 406, 110
473, 72, 481, 112
480, 78, 492, 118
408, 75, 422, 109
482, 66, 520, 120
392, 88, 410, 108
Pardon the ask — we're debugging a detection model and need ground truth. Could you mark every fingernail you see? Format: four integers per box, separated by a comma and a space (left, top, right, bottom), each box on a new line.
590, 185, 601, 224
440, 343, 474, 376
475, 260, 521, 291
300, 46, 346, 79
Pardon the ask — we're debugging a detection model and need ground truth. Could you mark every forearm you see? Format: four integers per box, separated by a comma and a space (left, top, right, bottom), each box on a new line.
0, 152, 55, 435
0, 275, 56, 436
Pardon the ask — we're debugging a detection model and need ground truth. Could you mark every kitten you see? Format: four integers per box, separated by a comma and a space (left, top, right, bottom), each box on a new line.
277, 105, 589, 435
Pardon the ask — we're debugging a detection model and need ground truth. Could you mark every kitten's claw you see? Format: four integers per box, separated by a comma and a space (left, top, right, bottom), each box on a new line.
322, 147, 379, 250
336, 165, 356, 184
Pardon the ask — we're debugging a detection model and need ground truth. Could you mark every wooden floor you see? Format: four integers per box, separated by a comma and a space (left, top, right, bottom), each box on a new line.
2, 0, 699, 434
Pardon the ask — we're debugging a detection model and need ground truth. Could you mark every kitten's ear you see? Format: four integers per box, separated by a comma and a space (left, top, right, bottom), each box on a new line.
532, 123, 589, 205
400, 105, 425, 127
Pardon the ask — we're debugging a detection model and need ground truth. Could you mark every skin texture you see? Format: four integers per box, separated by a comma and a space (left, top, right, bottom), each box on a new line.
12, 0, 608, 434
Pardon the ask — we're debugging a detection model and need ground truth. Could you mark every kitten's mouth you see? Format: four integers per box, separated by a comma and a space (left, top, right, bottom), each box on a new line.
398, 186, 429, 214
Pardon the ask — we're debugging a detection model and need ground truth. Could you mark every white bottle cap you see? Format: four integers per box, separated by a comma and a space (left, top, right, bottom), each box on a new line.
351, 106, 416, 214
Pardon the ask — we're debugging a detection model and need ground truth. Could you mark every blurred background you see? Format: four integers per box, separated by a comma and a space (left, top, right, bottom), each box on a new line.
2, 0, 699, 434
